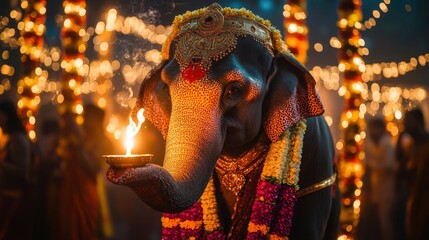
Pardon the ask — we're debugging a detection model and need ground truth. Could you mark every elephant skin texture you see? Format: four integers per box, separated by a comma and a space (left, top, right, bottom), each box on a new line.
107, 36, 339, 238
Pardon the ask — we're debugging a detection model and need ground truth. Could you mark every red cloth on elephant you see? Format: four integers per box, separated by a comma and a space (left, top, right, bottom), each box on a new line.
58, 153, 99, 240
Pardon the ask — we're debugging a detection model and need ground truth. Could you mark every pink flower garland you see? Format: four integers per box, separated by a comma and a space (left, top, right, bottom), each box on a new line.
161, 202, 204, 239
270, 185, 297, 237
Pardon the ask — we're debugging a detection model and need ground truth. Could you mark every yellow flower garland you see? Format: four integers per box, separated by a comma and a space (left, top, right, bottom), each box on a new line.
261, 128, 291, 183
248, 221, 270, 234
161, 217, 180, 228
284, 120, 307, 187
179, 220, 203, 230
200, 178, 222, 232
280, 119, 307, 187
269, 234, 289, 240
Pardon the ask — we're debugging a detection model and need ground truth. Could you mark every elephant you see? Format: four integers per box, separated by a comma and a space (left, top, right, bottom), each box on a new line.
108, 3, 339, 239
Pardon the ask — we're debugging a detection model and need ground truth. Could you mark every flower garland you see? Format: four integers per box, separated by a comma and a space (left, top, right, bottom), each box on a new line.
247, 119, 306, 239
161, 119, 307, 239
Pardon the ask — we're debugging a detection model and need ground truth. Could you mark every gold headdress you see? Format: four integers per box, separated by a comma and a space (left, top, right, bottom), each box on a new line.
161, 3, 290, 71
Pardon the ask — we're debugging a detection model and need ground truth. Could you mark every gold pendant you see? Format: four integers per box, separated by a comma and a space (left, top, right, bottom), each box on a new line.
221, 172, 246, 195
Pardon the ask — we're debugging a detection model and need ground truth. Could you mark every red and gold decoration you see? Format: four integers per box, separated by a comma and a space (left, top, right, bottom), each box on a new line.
337, 0, 365, 238
60, 0, 87, 118
283, 0, 308, 64
17, 0, 47, 140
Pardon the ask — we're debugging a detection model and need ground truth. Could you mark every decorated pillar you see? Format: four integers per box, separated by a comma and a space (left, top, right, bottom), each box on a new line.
283, 0, 308, 64
337, 0, 366, 239
60, 0, 86, 119
18, 0, 47, 140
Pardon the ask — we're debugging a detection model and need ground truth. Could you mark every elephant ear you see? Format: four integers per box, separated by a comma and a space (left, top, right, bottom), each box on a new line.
264, 53, 324, 142
133, 61, 171, 139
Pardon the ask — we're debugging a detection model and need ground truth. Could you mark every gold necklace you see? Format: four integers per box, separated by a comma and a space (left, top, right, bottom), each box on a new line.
215, 136, 269, 195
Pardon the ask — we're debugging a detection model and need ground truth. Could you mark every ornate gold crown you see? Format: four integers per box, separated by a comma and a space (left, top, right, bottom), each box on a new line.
161, 3, 289, 71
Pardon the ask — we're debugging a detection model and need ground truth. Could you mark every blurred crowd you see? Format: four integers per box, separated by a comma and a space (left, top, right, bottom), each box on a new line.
0, 97, 162, 240
357, 107, 429, 240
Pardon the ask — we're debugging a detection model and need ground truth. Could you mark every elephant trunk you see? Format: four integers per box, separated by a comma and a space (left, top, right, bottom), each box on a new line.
161, 103, 224, 210
108, 79, 224, 212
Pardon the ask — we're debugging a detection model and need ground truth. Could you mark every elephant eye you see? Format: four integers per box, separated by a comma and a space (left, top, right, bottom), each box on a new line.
224, 82, 243, 99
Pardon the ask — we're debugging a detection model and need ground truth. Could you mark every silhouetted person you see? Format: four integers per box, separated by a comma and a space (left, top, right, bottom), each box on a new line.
58, 111, 100, 240
0, 99, 32, 240
82, 104, 113, 167
364, 117, 395, 240
82, 104, 115, 239
33, 118, 62, 239
392, 130, 413, 240
403, 108, 429, 240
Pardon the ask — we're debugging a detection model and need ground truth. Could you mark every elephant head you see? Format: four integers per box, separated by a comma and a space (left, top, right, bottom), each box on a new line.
107, 3, 324, 213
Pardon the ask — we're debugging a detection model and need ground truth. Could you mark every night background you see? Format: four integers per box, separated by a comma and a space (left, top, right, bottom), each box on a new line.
1, 0, 429, 239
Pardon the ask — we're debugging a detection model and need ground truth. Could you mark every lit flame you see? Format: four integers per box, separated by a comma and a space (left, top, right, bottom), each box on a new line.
125, 108, 145, 156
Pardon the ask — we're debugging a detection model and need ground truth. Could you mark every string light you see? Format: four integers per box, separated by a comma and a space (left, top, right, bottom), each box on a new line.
365, 84, 426, 136
316, 0, 392, 54
361, 0, 391, 31
310, 52, 429, 91
337, 0, 365, 238
90, 9, 116, 112
111, 15, 171, 45
283, 0, 308, 64
17, 0, 47, 141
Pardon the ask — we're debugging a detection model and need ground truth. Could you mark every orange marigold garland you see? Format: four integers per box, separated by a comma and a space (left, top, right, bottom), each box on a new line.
60, 0, 87, 116
17, 0, 47, 141
337, 0, 366, 238
57, 0, 87, 157
283, 0, 309, 64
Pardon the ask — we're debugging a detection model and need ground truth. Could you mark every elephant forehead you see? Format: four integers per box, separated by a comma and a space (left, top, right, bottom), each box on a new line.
208, 37, 273, 82
224, 70, 262, 101
170, 76, 222, 107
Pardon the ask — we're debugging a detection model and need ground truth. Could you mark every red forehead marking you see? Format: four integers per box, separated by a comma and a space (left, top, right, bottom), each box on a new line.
182, 64, 206, 83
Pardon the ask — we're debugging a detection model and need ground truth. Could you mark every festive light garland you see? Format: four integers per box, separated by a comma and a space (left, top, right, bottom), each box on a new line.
337, 0, 365, 238
283, 0, 308, 64
316, 0, 391, 54
59, 0, 87, 118
310, 52, 429, 91
360, 0, 391, 31
112, 15, 171, 45
365, 84, 426, 135
16, 0, 47, 140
